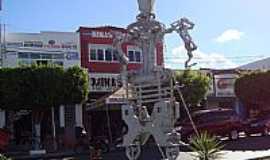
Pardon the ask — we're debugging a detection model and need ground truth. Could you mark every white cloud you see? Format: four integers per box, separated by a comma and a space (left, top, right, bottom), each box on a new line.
165, 45, 237, 69
216, 29, 244, 43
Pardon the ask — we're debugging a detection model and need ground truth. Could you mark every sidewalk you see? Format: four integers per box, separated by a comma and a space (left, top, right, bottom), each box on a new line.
178, 150, 270, 160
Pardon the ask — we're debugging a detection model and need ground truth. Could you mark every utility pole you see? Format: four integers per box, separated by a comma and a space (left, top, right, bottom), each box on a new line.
0, 0, 3, 67
0, 23, 2, 67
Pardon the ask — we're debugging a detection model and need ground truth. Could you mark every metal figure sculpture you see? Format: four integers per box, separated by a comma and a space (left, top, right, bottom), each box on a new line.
171, 18, 198, 68
111, 0, 198, 159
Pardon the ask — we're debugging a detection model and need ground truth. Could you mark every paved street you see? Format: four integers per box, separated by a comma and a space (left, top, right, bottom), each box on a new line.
9, 135, 270, 160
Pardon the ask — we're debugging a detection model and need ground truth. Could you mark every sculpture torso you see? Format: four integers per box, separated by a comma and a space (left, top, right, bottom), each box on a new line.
127, 16, 165, 73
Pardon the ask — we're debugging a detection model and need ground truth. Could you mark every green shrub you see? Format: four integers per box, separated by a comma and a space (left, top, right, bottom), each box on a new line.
189, 132, 224, 160
0, 154, 11, 160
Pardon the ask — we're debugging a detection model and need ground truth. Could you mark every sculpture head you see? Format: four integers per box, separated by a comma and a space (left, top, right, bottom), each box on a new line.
137, 0, 156, 14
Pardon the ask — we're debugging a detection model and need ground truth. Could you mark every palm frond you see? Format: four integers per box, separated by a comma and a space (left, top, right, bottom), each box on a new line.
189, 132, 224, 160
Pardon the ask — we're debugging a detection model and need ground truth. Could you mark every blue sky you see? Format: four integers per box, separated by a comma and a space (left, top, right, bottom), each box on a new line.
2, 0, 270, 69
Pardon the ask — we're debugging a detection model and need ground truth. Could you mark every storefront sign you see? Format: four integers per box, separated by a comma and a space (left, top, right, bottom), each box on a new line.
89, 73, 122, 92
66, 52, 79, 60
214, 74, 237, 97
43, 44, 77, 50
86, 31, 113, 38
106, 97, 127, 104
82, 31, 127, 39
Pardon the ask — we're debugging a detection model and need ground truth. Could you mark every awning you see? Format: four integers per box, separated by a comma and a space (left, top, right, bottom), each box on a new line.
86, 87, 133, 111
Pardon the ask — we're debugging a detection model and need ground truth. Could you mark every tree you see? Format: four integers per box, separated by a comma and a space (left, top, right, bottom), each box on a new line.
62, 66, 89, 105
0, 65, 89, 110
235, 70, 270, 111
189, 132, 224, 160
174, 70, 210, 109
0, 65, 89, 150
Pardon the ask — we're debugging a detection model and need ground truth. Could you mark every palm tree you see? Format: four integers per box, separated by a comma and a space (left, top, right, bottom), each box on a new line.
0, 154, 11, 160
189, 132, 224, 160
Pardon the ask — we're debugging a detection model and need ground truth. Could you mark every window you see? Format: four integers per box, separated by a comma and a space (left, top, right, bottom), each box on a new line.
97, 49, 104, 61
90, 49, 97, 60
113, 50, 119, 61
53, 54, 65, 59
41, 54, 52, 59
127, 45, 142, 63
128, 49, 142, 63
33, 41, 43, 48
18, 52, 29, 59
128, 51, 135, 62
30, 53, 41, 59
24, 41, 43, 48
135, 51, 141, 62
7, 42, 23, 48
89, 44, 120, 62
72, 45, 77, 49
105, 49, 112, 61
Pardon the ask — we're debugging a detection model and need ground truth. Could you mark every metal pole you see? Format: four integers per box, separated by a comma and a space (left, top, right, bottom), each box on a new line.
105, 104, 113, 145
0, 22, 2, 67
51, 107, 57, 151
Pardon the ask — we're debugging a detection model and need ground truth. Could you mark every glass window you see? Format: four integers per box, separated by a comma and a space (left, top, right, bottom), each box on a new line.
105, 49, 112, 61
97, 49, 104, 61
41, 54, 52, 59
33, 41, 43, 48
30, 53, 41, 59
7, 42, 23, 48
18, 52, 29, 59
24, 41, 43, 48
113, 50, 119, 61
135, 51, 141, 62
24, 41, 34, 47
90, 49, 97, 60
72, 45, 77, 49
128, 51, 135, 62
53, 54, 65, 59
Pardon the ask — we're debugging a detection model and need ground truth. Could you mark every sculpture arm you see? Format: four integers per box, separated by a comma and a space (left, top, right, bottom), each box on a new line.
111, 32, 129, 65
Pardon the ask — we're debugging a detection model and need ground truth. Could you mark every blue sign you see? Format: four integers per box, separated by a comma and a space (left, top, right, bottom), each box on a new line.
66, 52, 79, 60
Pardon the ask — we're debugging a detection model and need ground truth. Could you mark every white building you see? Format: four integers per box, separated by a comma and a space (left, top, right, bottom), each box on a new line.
3, 31, 80, 68
238, 57, 270, 70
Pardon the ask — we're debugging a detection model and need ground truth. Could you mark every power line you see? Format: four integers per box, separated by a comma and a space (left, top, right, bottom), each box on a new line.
164, 55, 266, 59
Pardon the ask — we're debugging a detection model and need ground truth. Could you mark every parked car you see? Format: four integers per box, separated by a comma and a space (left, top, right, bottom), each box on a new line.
175, 108, 243, 142
243, 114, 270, 136
0, 128, 10, 152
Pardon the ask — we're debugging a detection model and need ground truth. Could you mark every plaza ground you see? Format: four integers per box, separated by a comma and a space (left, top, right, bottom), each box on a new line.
7, 135, 270, 160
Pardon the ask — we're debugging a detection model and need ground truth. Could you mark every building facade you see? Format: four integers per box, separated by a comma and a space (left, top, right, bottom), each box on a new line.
3, 31, 80, 68
78, 26, 164, 99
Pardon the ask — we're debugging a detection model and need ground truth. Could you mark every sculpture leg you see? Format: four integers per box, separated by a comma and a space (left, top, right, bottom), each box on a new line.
185, 51, 197, 68
126, 144, 141, 160
165, 145, 180, 160
123, 133, 142, 160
